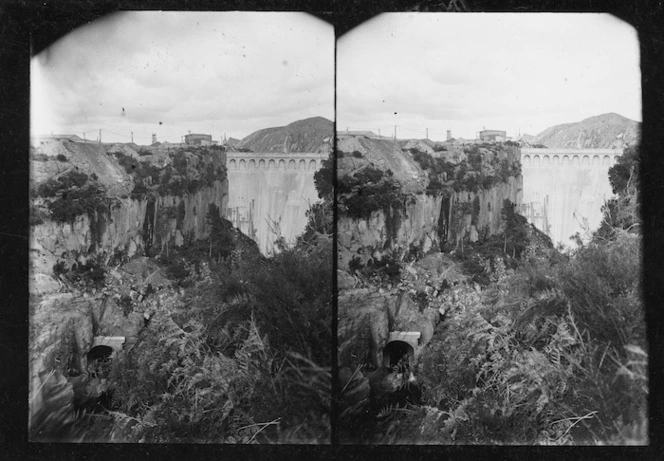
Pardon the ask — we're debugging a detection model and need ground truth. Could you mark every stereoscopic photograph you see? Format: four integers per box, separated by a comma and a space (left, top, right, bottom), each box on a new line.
25, 7, 648, 448
29, 11, 333, 443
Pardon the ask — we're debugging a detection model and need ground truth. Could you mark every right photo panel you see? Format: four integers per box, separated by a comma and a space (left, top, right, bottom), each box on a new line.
336, 13, 646, 445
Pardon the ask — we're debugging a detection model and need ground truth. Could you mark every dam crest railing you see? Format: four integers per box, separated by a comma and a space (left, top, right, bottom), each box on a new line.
226, 152, 327, 171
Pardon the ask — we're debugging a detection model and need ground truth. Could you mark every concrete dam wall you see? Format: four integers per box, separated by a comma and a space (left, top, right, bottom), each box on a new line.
520, 148, 622, 246
226, 152, 327, 255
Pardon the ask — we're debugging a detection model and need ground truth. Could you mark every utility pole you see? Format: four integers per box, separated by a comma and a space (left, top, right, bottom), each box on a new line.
394, 125, 397, 140
99, 129, 102, 144
426, 128, 429, 139
131, 131, 134, 143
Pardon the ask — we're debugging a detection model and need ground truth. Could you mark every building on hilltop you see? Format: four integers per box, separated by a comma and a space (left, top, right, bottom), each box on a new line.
479, 129, 507, 142
184, 133, 218, 146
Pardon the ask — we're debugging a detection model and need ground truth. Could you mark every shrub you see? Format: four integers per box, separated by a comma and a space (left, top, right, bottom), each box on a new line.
56, 154, 68, 162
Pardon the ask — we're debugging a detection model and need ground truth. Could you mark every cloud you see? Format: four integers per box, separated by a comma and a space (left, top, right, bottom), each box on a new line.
338, 13, 641, 139
31, 12, 334, 142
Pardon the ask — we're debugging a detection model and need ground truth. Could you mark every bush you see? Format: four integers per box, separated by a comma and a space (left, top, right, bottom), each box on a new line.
338, 165, 403, 218
56, 154, 68, 162
48, 183, 112, 223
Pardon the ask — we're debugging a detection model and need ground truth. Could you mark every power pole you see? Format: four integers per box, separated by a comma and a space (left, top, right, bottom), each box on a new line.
394, 125, 397, 140
99, 129, 102, 144
131, 131, 134, 143
426, 128, 429, 139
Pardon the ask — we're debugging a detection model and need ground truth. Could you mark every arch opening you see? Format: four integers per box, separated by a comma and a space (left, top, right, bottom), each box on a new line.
382, 340, 414, 369
87, 345, 114, 378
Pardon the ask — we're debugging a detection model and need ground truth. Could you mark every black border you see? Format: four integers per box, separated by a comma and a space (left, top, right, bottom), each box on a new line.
2, 0, 663, 459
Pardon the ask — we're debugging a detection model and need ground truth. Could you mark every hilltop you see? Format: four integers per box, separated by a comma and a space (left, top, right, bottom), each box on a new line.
531, 113, 640, 149
235, 116, 333, 153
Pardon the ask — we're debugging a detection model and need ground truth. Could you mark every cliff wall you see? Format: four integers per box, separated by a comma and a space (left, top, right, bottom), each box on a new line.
30, 179, 228, 291
337, 176, 522, 271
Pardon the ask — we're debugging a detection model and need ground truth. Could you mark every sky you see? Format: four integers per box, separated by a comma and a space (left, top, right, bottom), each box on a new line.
337, 13, 641, 141
31, 12, 334, 145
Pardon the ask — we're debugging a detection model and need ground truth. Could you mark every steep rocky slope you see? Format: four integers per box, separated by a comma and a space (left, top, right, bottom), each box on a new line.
29, 139, 231, 435
530, 113, 640, 149
336, 138, 524, 439
235, 116, 333, 153
336, 137, 522, 269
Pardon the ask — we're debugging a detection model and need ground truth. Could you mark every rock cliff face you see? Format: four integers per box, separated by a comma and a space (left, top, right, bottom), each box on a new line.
337, 176, 522, 271
30, 179, 228, 288
337, 138, 522, 392
29, 140, 229, 433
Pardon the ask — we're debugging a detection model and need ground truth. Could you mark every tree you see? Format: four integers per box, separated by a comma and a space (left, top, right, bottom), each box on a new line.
501, 199, 529, 258
206, 204, 234, 260
595, 145, 641, 241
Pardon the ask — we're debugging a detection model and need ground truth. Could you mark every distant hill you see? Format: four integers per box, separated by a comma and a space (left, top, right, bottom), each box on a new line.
517, 133, 534, 143
531, 113, 640, 149
235, 117, 333, 153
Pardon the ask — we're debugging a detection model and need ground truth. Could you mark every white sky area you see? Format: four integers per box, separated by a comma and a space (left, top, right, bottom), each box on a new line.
337, 13, 641, 141
31, 12, 334, 145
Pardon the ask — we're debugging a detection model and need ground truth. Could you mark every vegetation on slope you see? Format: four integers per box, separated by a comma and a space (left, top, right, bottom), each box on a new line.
341, 145, 646, 445
409, 145, 521, 196
33, 170, 120, 224
110, 147, 226, 199
104, 152, 334, 443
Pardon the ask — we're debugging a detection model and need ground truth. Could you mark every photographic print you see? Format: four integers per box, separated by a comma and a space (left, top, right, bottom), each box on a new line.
336, 13, 646, 445
29, 11, 333, 443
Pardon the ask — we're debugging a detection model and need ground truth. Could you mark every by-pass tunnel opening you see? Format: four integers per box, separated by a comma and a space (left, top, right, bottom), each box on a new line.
382, 340, 414, 370
87, 345, 114, 379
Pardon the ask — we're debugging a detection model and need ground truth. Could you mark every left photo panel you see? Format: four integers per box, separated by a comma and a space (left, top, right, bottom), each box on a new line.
29, 11, 334, 443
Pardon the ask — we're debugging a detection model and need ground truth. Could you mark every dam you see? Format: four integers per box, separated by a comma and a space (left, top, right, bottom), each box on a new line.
519, 148, 622, 246
226, 152, 327, 255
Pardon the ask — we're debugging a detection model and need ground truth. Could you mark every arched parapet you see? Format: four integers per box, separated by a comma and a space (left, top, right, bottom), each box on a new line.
582, 155, 590, 166
259, 159, 266, 169
543, 154, 550, 165
562, 155, 569, 166
592, 155, 600, 166
249, 159, 256, 169
288, 159, 296, 170
523, 155, 530, 165
299, 159, 307, 170
278, 159, 286, 170
239, 159, 246, 169
552, 155, 560, 165
309, 159, 318, 170
268, 159, 276, 170
229, 159, 237, 170
533, 155, 540, 165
